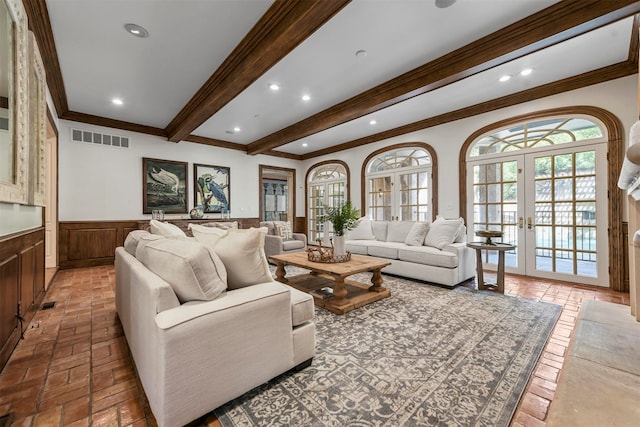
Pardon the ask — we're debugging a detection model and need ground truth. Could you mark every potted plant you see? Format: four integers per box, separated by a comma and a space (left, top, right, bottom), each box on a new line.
319, 200, 361, 256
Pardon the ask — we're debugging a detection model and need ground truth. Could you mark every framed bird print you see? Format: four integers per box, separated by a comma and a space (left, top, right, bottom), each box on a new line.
194, 163, 230, 214
142, 157, 188, 214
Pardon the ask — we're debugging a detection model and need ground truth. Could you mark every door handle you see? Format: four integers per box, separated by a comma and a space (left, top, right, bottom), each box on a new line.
527, 217, 532, 230
518, 217, 524, 229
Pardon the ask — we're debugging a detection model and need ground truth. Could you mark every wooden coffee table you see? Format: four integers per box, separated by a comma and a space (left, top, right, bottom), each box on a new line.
270, 252, 392, 315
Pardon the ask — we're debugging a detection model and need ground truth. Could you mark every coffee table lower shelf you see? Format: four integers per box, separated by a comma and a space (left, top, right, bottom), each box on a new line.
283, 273, 391, 315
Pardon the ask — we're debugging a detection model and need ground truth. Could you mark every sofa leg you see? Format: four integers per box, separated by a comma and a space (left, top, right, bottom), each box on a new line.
294, 358, 313, 371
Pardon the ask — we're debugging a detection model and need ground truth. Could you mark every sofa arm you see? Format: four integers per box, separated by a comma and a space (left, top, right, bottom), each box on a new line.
264, 234, 284, 257
292, 233, 307, 246
442, 242, 469, 257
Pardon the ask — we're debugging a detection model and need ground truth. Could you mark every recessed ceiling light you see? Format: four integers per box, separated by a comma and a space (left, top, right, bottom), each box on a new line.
369, 119, 377, 125
520, 68, 533, 76
269, 83, 280, 91
355, 50, 367, 58
435, 0, 456, 8
302, 143, 308, 147
301, 94, 311, 101
499, 75, 511, 82
124, 23, 149, 38
233, 127, 241, 132
112, 98, 123, 106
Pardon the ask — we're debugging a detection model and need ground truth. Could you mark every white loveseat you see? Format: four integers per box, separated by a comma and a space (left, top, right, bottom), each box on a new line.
345, 217, 476, 287
115, 226, 315, 427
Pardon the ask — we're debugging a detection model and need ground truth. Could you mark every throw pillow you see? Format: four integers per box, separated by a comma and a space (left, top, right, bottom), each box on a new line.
424, 216, 464, 250
124, 230, 151, 255
386, 221, 416, 243
150, 220, 187, 238
136, 238, 227, 303
189, 223, 229, 247
346, 217, 376, 240
203, 227, 273, 290
275, 222, 294, 240
404, 222, 429, 246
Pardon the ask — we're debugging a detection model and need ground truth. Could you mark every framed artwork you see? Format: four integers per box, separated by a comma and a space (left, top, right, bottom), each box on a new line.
194, 163, 230, 213
28, 31, 47, 206
142, 157, 188, 214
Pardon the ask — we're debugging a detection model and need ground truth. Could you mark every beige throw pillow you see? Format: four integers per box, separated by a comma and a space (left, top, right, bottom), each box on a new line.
275, 222, 293, 240
189, 223, 229, 246
346, 217, 376, 240
424, 216, 464, 250
150, 220, 187, 238
124, 230, 151, 255
404, 222, 429, 246
195, 227, 273, 289
136, 238, 227, 303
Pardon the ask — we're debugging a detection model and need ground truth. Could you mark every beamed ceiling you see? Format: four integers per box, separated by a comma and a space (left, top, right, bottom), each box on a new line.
25, 0, 640, 161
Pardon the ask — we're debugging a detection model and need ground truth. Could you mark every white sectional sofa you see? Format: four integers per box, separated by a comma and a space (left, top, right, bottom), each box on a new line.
345, 217, 476, 287
115, 226, 315, 427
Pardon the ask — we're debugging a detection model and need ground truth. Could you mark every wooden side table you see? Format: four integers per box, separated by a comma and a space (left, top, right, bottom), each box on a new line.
466, 242, 516, 294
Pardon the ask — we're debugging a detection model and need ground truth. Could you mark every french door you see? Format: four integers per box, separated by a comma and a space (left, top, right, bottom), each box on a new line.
367, 169, 431, 222
469, 143, 608, 286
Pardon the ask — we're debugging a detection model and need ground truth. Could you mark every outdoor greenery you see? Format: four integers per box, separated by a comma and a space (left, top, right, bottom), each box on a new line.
319, 200, 360, 236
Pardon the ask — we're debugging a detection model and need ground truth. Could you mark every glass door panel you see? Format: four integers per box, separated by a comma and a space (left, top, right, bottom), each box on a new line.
368, 176, 393, 221
525, 144, 607, 286
308, 184, 325, 244
398, 171, 430, 221
469, 157, 524, 274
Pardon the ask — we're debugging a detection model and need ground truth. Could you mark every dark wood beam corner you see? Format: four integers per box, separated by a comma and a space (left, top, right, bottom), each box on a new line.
61, 111, 167, 137
164, 0, 351, 143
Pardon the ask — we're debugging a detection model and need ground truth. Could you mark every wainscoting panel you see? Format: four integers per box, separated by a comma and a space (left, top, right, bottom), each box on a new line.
0, 227, 45, 370
59, 221, 138, 269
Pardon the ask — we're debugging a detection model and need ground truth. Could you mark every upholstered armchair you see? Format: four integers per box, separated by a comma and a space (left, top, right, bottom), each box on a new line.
260, 221, 307, 262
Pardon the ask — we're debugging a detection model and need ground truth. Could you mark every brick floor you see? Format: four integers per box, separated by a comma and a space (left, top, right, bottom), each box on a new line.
0, 266, 630, 426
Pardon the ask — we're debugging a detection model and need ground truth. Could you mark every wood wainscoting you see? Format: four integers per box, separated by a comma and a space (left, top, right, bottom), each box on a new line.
0, 227, 45, 369
58, 221, 139, 269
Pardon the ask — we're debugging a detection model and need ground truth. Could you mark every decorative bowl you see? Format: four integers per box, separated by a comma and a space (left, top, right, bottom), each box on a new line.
475, 230, 503, 245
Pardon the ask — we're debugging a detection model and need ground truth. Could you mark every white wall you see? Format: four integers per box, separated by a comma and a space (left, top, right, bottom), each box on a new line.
302, 75, 639, 220
57, 120, 301, 221
58, 75, 638, 223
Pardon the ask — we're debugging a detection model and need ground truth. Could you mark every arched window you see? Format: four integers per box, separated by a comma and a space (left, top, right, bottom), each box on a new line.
306, 161, 349, 244
364, 145, 435, 222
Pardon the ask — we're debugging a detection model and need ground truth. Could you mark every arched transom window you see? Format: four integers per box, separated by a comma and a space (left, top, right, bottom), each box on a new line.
469, 117, 603, 158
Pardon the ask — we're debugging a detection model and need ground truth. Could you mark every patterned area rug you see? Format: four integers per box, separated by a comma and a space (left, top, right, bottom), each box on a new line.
216, 269, 561, 427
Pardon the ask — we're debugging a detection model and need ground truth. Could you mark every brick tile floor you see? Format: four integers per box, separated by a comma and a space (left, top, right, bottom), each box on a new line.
0, 266, 630, 426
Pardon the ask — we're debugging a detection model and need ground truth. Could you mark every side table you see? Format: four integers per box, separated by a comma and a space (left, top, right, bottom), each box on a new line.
466, 241, 516, 294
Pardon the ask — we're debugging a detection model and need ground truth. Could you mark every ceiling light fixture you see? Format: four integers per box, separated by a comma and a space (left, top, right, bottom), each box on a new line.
233, 127, 241, 132
124, 23, 149, 38
499, 75, 511, 82
269, 83, 280, 91
112, 98, 123, 106
301, 94, 311, 101
435, 0, 456, 8
302, 143, 308, 147
520, 68, 533, 76
369, 119, 377, 125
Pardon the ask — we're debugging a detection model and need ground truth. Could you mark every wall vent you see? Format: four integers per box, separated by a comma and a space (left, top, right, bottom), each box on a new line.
71, 128, 129, 148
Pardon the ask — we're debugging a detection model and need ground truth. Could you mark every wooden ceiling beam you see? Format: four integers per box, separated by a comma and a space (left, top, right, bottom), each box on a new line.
165, 0, 350, 143
248, 0, 640, 155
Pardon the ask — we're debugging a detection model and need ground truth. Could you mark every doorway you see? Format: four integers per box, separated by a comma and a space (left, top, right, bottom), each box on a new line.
44, 112, 58, 274
259, 165, 295, 223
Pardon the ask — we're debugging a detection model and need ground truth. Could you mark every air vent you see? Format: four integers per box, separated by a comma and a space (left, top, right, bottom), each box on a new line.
41, 301, 56, 310
71, 128, 129, 148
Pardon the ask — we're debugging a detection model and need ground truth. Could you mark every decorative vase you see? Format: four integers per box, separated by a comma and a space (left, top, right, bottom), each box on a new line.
333, 235, 346, 256
189, 208, 204, 219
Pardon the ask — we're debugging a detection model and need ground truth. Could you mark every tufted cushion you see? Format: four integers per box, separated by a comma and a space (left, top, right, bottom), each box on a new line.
136, 238, 227, 303
404, 222, 430, 246
424, 216, 464, 249
149, 220, 187, 238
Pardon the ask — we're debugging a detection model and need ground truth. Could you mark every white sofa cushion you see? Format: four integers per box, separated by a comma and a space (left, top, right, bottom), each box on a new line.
124, 229, 152, 255
372, 221, 388, 242
346, 217, 376, 240
424, 216, 464, 249
150, 220, 187, 237
386, 221, 416, 243
136, 238, 227, 303
345, 240, 371, 255
208, 227, 273, 289
368, 242, 406, 259
398, 246, 459, 269
189, 223, 229, 246
404, 222, 429, 246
